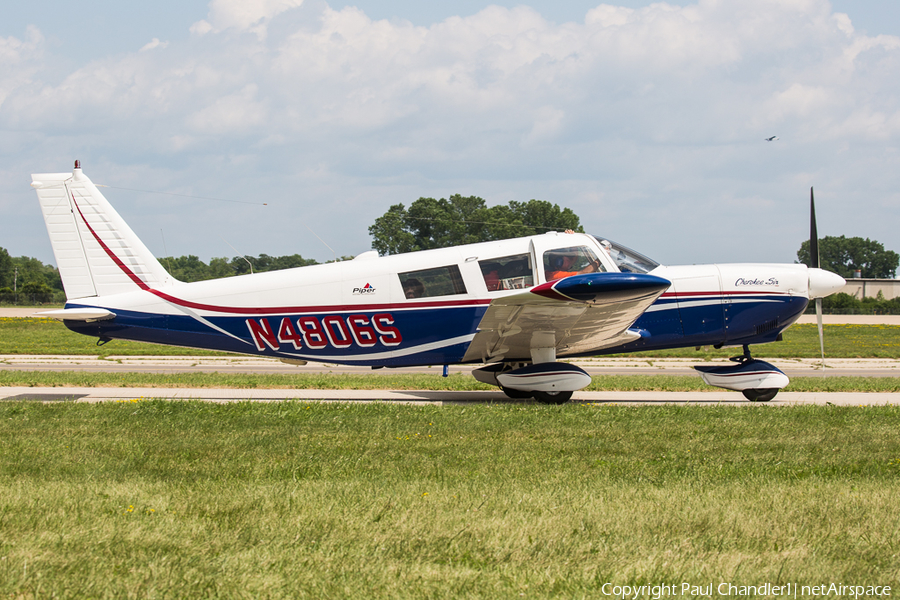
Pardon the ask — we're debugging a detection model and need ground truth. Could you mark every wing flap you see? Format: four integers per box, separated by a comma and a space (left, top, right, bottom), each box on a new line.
463, 272, 670, 363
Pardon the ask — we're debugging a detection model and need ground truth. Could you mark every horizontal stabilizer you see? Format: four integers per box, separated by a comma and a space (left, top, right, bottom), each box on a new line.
36, 308, 116, 322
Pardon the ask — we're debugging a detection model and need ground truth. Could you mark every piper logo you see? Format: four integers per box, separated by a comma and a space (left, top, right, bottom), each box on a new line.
353, 283, 376, 295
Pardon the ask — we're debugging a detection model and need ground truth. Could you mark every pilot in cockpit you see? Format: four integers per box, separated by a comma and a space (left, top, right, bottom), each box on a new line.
545, 248, 603, 282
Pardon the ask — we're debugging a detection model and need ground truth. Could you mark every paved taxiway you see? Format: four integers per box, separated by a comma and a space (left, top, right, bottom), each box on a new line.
4, 355, 897, 406
1, 386, 897, 406
3, 355, 899, 378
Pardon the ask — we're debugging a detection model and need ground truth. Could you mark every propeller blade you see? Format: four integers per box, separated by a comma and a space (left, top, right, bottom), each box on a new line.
809, 187, 819, 269
811, 188, 825, 370
816, 297, 825, 370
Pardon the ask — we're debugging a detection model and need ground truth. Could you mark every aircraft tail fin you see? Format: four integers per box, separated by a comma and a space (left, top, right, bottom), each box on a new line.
31, 162, 174, 300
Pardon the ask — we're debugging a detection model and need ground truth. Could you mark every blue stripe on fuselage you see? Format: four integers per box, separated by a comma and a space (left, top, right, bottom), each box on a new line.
62, 293, 807, 365
62, 304, 490, 367
597, 293, 808, 354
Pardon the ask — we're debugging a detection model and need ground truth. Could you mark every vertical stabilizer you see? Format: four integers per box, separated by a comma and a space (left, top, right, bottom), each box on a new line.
31, 162, 173, 300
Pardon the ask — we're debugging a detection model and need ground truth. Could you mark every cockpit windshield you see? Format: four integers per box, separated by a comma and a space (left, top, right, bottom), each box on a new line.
590, 236, 660, 274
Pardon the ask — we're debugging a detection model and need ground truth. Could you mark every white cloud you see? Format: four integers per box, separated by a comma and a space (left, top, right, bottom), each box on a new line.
186, 84, 268, 134
0, 26, 44, 107
192, 0, 305, 38
140, 38, 169, 52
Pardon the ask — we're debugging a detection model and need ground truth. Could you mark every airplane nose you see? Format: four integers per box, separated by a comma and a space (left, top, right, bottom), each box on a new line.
808, 268, 845, 299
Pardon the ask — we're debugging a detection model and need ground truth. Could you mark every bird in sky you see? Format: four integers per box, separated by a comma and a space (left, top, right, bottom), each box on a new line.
765, 136, 779, 141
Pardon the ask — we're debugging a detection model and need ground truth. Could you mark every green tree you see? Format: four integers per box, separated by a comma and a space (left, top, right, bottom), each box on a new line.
160, 254, 320, 282
797, 236, 899, 279
208, 257, 235, 279
368, 204, 418, 255
12, 256, 63, 292
369, 197, 583, 255
19, 281, 54, 303
0, 247, 12, 289
165, 255, 214, 282
0, 251, 63, 292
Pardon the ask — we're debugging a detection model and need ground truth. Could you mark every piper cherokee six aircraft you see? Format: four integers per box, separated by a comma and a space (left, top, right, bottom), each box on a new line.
31, 162, 846, 403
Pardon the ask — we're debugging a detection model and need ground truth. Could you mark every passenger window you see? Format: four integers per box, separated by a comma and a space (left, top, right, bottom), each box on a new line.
399, 265, 467, 299
543, 245, 605, 282
479, 254, 534, 291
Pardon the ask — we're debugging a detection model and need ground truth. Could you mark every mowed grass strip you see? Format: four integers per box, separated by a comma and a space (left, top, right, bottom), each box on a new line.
2, 317, 900, 358
2, 370, 900, 392
1, 402, 899, 598
0, 317, 229, 357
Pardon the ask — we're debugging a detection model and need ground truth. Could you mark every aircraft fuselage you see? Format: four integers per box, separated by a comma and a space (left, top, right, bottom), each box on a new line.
62, 238, 812, 366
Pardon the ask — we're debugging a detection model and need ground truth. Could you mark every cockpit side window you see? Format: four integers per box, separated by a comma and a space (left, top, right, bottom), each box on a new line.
399, 265, 467, 299
478, 253, 534, 291
543, 245, 605, 282
591, 236, 660, 274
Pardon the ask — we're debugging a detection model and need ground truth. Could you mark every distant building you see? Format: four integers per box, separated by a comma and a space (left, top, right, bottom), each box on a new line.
842, 279, 900, 301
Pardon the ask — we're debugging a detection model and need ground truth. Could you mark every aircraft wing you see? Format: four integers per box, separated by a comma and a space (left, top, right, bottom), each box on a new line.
462, 272, 671, 363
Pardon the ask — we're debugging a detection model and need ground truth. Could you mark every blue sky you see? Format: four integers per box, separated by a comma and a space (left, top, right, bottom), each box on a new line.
3, 1, 899, 267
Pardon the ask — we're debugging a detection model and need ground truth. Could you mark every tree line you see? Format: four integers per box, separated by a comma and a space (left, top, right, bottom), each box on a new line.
159, 254, 320, 283
0, 247, 65, 304
0, 250, 322, 304
3, 197, 898, 311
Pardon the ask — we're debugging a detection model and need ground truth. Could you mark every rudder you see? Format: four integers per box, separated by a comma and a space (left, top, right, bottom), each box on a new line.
31, 162, 174, 300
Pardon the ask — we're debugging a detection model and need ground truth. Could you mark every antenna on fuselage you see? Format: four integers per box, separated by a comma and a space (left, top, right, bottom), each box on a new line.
219, 235, 254, 274
302, 222, 337, 263
160, 229, 173, 273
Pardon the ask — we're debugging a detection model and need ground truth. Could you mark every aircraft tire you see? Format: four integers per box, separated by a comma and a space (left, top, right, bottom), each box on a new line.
500, 386, 533, 400
742, 388, 779, 402
532, 390, 573, 405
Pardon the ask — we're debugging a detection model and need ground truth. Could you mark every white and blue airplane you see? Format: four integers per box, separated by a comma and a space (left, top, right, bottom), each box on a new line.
31, 162, 846, 403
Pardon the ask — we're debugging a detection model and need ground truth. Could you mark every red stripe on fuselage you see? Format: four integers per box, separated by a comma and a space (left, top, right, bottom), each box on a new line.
71, 192, 491, 315
146, 288, 491, 315
660, 291, 790, 298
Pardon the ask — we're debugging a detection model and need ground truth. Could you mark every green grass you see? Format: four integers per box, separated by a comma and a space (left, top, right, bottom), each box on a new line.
1, 402, 898, 598
2, 370, 900, 392
0, 317, 229, 357
3, 317, 900, 358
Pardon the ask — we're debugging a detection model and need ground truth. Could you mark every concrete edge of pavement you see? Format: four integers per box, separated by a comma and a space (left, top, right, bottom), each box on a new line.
1, 387, 898, 406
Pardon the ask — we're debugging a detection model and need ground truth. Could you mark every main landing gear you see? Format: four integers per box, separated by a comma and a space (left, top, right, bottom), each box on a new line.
499, 386, 573, 404
474, 362, 588, 404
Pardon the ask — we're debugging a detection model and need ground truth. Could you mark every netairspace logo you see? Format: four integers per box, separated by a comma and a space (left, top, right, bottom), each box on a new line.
599, 582, 892, 599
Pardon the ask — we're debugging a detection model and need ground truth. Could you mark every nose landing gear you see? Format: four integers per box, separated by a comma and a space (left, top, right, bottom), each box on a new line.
694, 344, 789, 402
